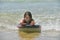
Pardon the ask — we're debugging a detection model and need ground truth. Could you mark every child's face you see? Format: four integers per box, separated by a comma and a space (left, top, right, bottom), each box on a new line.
24, 15, 31, 22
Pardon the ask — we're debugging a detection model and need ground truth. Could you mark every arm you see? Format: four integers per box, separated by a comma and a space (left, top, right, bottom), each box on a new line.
30, 20, 35, 26
20, 19, 26, 26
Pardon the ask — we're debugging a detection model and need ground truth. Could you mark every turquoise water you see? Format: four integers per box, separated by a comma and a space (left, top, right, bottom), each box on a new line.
0, 2, 60, 14
0, 0, 60, 3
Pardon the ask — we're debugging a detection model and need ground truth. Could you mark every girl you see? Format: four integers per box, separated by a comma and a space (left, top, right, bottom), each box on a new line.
18, 11, 35, 28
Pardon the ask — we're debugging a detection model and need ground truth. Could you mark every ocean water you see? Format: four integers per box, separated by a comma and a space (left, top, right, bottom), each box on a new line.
0, 2, 60, 31
0, 1, 60, 40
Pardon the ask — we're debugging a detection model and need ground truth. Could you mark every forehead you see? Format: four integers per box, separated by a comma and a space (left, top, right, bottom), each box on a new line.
25, 13, 29, 15
25, 15, 30, 17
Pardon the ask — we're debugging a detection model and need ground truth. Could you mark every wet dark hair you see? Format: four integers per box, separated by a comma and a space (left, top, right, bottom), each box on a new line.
24, 11, 32, 19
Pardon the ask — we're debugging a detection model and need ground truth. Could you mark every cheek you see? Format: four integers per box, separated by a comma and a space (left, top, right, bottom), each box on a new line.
25, 17, 30, 19
25, 18, 30, 21
27, 18, 31, 20
24, 18, 27, 20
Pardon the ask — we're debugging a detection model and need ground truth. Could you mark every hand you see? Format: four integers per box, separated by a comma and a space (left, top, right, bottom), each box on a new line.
30, 21, 35, 26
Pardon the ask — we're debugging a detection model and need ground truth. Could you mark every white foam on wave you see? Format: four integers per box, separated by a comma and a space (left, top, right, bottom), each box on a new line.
34, 16, 60, 31
0, 22, 18, 31
0, 14, 60, 31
